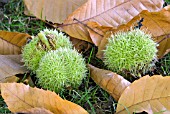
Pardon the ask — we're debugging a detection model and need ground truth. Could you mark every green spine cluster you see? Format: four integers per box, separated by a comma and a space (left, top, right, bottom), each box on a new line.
36, 48, 87, 93
22, 37, 46, 72
41, 29, 72, 49
104, 29, 158, 77
22, 29, 72, 72
22, 29, 87, 93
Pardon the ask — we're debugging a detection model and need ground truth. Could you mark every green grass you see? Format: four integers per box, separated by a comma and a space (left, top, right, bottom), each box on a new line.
156, 53, 170, 76
0, 0, 46, 35
0, 97, 10, 113
164, 0, 170, 6
165, 0, 170, 4
161, 53, 170, 75
65, 80, 115, 113
1, 0, 170, 114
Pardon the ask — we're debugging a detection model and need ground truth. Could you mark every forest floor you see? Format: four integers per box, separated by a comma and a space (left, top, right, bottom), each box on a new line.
0, 0, 170, 114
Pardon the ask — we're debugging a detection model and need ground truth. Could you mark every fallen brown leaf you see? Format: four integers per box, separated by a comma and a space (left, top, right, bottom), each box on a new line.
62, 0, 164, 43
0, 31, 31, 55
97, 6, 170, 59
1, 83, 88, 114
0, 76, 20, 90
70, 37, 92, 54
0, 55, 27, 82
116, 75, 170, 114
2, 76, 19, 83
17, 108, 53, 114
24, 0, 87, 24
88, 64, 131, 101
87, 22, 112, 46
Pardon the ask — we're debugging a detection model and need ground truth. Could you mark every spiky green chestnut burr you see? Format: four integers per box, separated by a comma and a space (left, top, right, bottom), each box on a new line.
22, 29, 72, 72
36, 48, 87, 93
104, 29, 158, 77
41, 29, 72, 49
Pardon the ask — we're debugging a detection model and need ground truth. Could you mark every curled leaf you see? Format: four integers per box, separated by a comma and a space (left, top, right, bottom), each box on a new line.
88, 64, 131, 101
87, 22, 112, 46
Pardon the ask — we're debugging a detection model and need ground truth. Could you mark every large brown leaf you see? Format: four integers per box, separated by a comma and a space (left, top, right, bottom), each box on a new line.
0, 55, 27, 82
17, 108, 53, 114
88, 64, 131, 101
1, 83, 88, 114
62, 0, 164, 43
116, 75, 170, 114
0, 31, 30, 55
97, 6, 170, 59
24, 0, 87, 23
